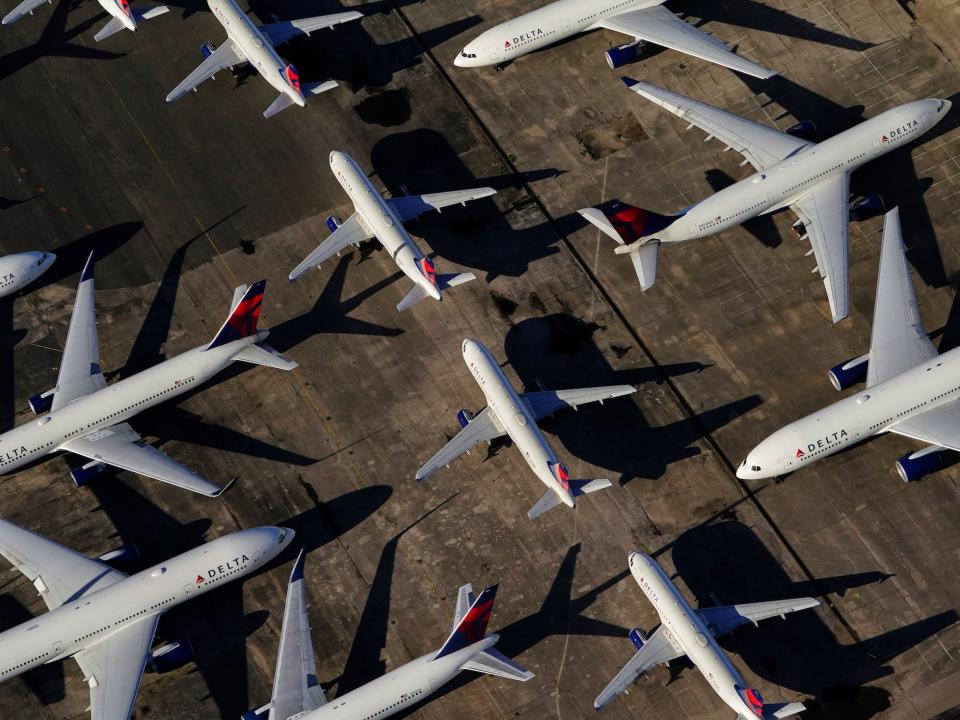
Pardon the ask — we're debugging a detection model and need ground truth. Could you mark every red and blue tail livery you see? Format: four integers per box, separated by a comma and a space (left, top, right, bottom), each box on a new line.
601, 201, 680, 243
420, 257, 437, 286
738, 686, 764, 719
207, 280, 265, 350
283, 64, 302, 94
433, 584, 498, 659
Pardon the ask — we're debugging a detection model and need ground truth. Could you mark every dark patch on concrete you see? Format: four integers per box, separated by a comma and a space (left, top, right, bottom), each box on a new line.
528, 291, 547, 314
491, 291, 518, 321
240, 238, 256, 255
353, 88, 412, 127
610, 343, 631, 359
575, 114, 648, 160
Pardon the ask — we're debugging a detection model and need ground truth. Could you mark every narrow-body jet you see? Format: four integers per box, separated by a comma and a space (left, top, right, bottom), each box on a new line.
3, 0, 168, 41
0, 251, 54, 297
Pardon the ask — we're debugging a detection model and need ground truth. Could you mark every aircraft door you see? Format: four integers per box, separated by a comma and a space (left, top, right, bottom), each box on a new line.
183, 583, 195, 599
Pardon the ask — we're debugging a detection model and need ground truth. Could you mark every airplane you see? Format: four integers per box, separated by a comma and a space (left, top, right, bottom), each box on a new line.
289, 151, 494, 312
0, 516, 294, 720
738, 207, 960, 483
3, 0, 168, 41
416, 338, 636, 519
579, 79, 951, 323
0, 250, 55, 298
165, 0, 361, 118
243, 550, 533, 720
595, 551, 819, 718
1, 252, 298, 496
453, 0, 775, 78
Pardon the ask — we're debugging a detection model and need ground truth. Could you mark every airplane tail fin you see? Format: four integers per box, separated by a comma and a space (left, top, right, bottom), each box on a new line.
206, 280, 265, 350
433, 584, 498, 660
737, 687, 805, 720
579, 201, 680, 245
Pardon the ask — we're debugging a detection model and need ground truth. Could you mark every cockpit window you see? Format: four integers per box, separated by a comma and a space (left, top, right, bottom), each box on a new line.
460, 51, 476, 58
751, 465, 761, 472
938, 100, 946, 112
277, 528, 287, 543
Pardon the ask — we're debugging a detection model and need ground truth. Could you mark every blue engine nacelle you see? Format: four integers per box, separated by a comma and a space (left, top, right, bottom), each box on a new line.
456, 409, 474, 428
628, 627, 647, 650
97, 544, 140, 569
70, 463, 106, 488
28, 392, 53, 415
148, 640, 194, 673
605, 40, 644, 70
200, 41, 216, 59
827, 353, 869, 391
849, 194, 885, 222
786, 120, 818, 142
326, 215, 343, 233
896, 448, 949, 483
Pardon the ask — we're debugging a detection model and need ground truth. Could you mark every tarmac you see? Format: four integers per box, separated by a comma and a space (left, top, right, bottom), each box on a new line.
0, 0, 958, 719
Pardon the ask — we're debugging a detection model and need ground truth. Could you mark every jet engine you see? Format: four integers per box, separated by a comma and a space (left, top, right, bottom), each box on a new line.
148, 640, 194, 673
326, 215, 342, 233
200, 41, 215, 59
849, 194, 885, 222
785, 120, 817, 142
827, 353, 869, 391
896, 446, 949, 482
28, 390, 54, 415
456, 409, 475, 428
605, 40, 645, 70
97, 544, 140, 569
629, 627, 647, 650
70, 462, 106, 487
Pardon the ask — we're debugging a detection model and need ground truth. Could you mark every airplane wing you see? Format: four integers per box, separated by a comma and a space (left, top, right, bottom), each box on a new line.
387, 188, 497, 224
0, 517, 124, 611
597, 5, 775, 79
51, 254, 106, 412
288, 213, 374, 281
61, 422, 232, 497
93, 15, 127, 42
790, 174, 851, 323
593, 626, 684, 710
521, 385, 636, 420
73, 615, 160, 720
415, 408, 504, 480
865, 207, 937, 387
698, 598, 820, 638
1, 0, 47, 25
888, 401, 960, 452
623, 79, 811, 171
165, 42, 245, 104
259, 10, 362, 47
269, 550, 326, 720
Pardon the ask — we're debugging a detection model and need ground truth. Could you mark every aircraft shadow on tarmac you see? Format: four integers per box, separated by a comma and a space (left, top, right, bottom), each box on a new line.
0, 593, 66, 703
681, 0, 875, 52
737, 74, 960, 291
0, 0, 123, 82
668, 519, 957, 720
369, 129, 568, 281
495, 313, 760, 486
76, 476, 393, 718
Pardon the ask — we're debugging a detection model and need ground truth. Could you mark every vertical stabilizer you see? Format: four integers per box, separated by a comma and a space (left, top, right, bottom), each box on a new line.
433, 585, 498, 660
206, 280, 265, 350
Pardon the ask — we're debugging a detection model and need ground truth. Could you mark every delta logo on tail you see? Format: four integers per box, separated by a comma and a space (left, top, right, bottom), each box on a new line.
434, 584, 499, 659
115, 0, 131, 16
739, 687, 764, 718
602, 201, 678, 243
553, 462, 571, 493
207, 279, 266, 350
420, 257, 437, 286
284, 64, 302, 94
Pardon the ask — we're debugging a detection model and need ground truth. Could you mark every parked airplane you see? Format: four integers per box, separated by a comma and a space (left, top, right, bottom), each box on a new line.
165, 0, 361, 118
2, 252, 297, 496
454, 0, 775, 78
0, 517, 294, 720
3, 0, 167, 38
595, 551, 818, 716
290, 151, 493, 311
739, 207, 960, 483
0, 251, 55, 298
416, 338, 635, 518
579, 79, 951, 323
244, 551, 532, 720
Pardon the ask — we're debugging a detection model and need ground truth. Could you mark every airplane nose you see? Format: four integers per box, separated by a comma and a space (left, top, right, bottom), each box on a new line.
277, 527, 296, 546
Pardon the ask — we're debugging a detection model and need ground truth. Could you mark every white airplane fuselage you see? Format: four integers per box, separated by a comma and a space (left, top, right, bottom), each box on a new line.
208, 0, 303, 107
0, 331, 265, 475
462, 339, 575, 507
330, 151, 439, 301
0, 526, 293, 682
652, 99, 949, 245
307, 636, 498, 720
629, 552, 759, 719
738, 345, 960, 479
0, 251, 55, 298
100, 0, 136, 32
455, 0, 658, 67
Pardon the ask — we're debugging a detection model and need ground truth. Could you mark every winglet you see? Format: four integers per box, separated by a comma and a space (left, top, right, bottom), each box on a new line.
621, 76, 640, 88
80, 251, 96, 283
207, 476, 238, 497
289, 548, 306, 583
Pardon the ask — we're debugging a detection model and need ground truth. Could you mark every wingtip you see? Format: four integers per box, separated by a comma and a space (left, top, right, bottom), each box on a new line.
290, 548, 307, 583
212, 475, 239, 497
621, 76, 640, 89
80, 251, 96, 282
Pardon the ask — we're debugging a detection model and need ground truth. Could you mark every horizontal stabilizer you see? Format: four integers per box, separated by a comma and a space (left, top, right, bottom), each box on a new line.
133, 4, 168, 20
232, 342, 298, 370
626, 242, 660, 291
765, 702, 805, 719
303, 80, 338, 96
527, 489, 563, 520
396, 283, 430, 312
437, 272, 476, 291
460, 648, 534, 681
569, 478, 611, 497
2, 0, 48, 24
93, 15, 127, 41
264, 92, 296, 119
